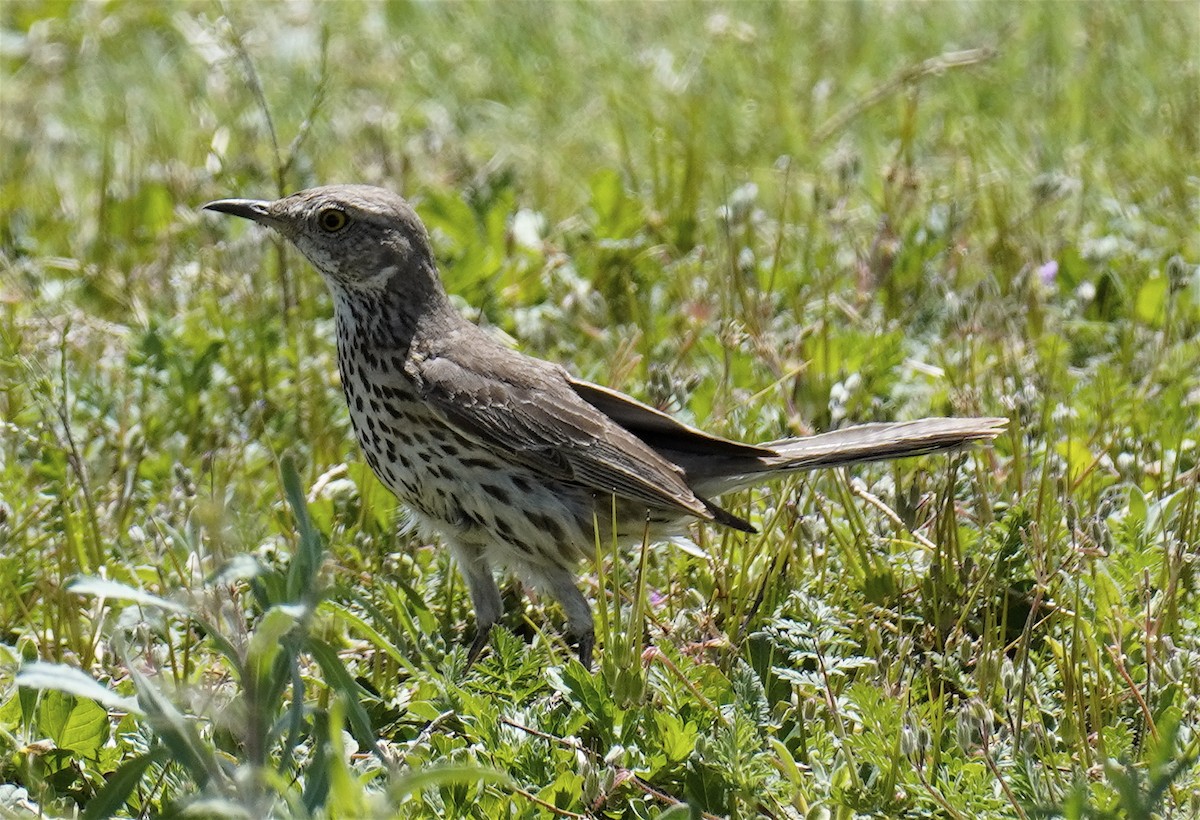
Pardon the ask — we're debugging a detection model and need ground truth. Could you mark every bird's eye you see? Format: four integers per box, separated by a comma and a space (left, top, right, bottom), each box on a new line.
317, 208, 349, 233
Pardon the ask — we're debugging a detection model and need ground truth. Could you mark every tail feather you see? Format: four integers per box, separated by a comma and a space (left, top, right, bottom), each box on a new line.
762, 417, 1008, 471
684, 416, 1007, 497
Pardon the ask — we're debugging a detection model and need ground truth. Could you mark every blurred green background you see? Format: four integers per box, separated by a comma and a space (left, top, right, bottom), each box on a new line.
1, 1, 1198, 817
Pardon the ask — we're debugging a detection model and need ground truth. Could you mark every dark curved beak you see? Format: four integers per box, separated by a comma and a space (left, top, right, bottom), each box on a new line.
202, 198, 277, 227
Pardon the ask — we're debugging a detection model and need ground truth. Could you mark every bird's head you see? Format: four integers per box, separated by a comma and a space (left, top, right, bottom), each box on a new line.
204, 185, 438, 294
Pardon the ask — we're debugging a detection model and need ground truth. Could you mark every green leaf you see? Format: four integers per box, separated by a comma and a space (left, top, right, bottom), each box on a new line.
325, 697, 368, 818
309, 638, 376, 749
1134, 274, 1168, 326
654, 806, 694, 820
550, 661, 615, 726
16, 662, 140, 715
769, 736, 804, 788
38, 691, 109, 759
246, 603, 306, 688
654, 710, 699, 764
67, 576, 189, 614
1093, 567, 1123, 619
387, 764, 513, 801
589, 168, 640, 238
1126, 485, 1147, 528
128, 666, 221, 789
81, 747, 170, 820
321, 598, 421, 677
281, 456, 327, 603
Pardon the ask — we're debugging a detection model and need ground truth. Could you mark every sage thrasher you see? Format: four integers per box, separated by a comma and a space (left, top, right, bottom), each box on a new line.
204, 184, 1006, 667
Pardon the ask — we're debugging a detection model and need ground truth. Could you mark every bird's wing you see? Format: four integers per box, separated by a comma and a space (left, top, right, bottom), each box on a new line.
405, 348, 753, 531
565, 376, 775, 458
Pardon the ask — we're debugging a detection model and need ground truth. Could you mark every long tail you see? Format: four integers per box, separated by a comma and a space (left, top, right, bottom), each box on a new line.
762, 416, 1008, 470
687, 416, 1007, 496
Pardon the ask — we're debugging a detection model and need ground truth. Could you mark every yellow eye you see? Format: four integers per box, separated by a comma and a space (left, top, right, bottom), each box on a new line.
317, 208, 348, 232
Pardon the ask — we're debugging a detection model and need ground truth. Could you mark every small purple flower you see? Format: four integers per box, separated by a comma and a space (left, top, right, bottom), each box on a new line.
1037, 260, 1059, 286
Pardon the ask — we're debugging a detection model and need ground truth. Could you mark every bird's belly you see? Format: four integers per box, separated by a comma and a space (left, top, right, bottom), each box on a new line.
338, 366, 693, 571
342, 387, 598, 569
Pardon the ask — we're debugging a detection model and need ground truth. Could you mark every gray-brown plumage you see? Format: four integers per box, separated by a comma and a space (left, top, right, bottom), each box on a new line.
204, 185, 1006, 667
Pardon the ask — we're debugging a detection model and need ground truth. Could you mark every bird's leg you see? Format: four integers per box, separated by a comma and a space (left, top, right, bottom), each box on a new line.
541, 565, 596, 670
450, 545, 502, 670
466, 624, 493, 669
575, 630, 595, 670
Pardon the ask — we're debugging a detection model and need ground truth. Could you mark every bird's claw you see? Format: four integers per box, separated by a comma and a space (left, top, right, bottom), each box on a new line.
464, 624, 492, 670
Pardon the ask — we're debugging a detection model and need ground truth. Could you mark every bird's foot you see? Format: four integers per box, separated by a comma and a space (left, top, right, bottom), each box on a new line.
464, 623, 493, 670
572, 629, 594, 671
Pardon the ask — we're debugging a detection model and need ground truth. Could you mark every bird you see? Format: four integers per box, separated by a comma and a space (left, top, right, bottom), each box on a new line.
203, 184, 1006, 668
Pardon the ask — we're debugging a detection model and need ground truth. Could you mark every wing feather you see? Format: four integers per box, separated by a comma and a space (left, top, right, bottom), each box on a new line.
404, 350, 748, 528
566, 376, 774, 458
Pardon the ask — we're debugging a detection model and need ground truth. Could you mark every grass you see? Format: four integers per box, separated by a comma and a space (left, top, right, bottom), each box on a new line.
2, 0, 1199, 817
